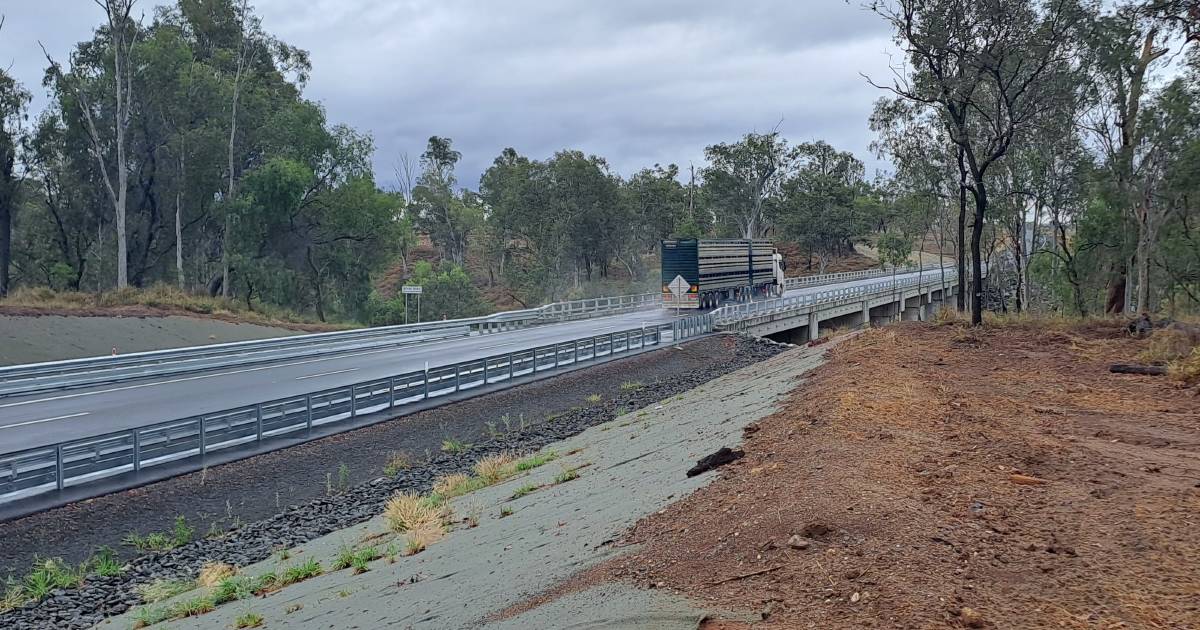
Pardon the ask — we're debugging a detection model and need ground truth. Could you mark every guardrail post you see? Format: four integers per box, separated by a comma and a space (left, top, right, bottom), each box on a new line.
55, 444, 64, 491
573, 340, 579, 363
508, 353, 515, 380
133, 431, 141, 472
256, 404, 264, 443
350, 386, 358, 417
554, 344, 560, 369
454, 365, 461, 392
199, 416, 207, 460
483, 361, 489, 385
305, 395, 314, 435
423, 370, 430, 399
608, 333, 614, 355
388, 377, 396, 407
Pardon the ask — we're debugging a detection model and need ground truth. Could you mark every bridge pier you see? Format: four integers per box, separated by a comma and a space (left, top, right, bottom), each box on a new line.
808, 311, 819, 341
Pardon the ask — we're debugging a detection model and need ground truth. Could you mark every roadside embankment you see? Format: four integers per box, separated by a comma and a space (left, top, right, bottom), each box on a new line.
0, 334, 788, 629
0, 315, 305, 366
585, 320, 1200, 628
94, 338, 822, 630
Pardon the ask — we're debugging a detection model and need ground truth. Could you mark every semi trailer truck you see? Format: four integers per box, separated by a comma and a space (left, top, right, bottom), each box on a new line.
660, 239, 785, 309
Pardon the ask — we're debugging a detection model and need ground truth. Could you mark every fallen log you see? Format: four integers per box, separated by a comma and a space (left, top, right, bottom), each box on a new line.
1109, 364, 1168, 376
686, 447, 745, 477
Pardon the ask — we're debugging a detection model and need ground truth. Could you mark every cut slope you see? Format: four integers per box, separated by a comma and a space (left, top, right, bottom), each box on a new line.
0, 315, 303, 366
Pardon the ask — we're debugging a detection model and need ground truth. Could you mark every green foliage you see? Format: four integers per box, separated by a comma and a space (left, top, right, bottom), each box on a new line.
236, 611, 265, 628
440, 438, 468, 454
510, 483, 538, 500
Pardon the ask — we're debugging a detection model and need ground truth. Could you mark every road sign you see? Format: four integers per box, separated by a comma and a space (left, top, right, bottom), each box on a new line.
402, 285, 423, 295
668, 275, 689, 298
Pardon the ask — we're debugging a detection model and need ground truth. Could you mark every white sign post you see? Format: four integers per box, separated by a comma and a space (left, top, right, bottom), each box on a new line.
402, 285, 423, 324
668, 274, 689, 318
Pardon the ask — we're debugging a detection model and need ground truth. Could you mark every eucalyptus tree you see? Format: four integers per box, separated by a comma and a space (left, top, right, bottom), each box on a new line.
868, 0, 1090, 324
0, 18, 30, 297
701, 131, 798, 239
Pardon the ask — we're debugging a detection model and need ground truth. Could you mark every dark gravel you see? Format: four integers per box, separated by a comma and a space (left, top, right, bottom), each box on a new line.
0, 334, 785, 630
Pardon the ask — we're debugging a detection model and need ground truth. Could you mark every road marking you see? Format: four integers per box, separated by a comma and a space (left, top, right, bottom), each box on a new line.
477, 341, 518, 350
295, 368, 359, 381
0, 411, 90, 430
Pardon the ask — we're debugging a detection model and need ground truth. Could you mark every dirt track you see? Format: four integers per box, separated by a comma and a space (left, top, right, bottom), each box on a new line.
590, 321, 1200, 628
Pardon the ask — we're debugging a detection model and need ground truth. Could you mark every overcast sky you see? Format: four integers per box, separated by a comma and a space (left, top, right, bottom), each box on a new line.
1, 0, 900, 188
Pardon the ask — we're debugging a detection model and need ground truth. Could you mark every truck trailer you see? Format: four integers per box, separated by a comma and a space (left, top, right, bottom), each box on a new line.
660, 239, 785, 309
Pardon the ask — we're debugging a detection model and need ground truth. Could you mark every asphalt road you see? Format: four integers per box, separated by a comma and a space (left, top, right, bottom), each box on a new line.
0, 270, 938, 454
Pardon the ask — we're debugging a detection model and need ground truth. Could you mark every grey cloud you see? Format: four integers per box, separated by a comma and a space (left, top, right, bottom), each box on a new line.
1, 0, 899, 187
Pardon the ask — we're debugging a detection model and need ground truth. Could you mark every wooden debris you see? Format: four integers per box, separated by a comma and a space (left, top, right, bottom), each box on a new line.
1009, 473, 1048, 485
1109, 364, 1168, 376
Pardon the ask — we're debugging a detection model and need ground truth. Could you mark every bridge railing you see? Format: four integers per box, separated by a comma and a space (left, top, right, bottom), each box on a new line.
713, 270, 958, 328
783, 264, 953, 291
537, 292, 659, 321
0, 319, 713, 509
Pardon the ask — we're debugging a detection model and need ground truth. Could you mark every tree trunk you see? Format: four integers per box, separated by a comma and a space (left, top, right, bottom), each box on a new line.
0, 199, 10, 298
970, 184, 987, 326
1135, 207, 1152, 314
956, 147, 968, 311
176, 152, 185, 290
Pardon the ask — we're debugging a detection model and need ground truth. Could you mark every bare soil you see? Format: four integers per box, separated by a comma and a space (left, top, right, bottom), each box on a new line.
588, 321, 1200, 628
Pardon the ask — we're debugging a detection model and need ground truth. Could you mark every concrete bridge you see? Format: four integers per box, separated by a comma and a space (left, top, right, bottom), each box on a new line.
712, 269, 962, 342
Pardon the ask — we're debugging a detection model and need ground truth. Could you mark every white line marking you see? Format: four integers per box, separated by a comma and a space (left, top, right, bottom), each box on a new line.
295, 368, 359, 381
0, 412, 90, 430
477, 341, 518, 350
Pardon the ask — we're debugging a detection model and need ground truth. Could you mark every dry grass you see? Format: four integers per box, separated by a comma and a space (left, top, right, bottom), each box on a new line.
0, 284, 349, 330
383, 492, 445, 534
196, 562, 237, 588
473, 452, 516, 482
1169, 346, 1200, 384
402, 523, 445, 556
1138, 328, 1197, 364
432, 473, 471, 497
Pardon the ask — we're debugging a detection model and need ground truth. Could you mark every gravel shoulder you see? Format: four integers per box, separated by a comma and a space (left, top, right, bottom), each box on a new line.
96, 341, 827, 630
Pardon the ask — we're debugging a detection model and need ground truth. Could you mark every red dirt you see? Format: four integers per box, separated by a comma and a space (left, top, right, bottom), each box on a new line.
591, 321, 1200, 628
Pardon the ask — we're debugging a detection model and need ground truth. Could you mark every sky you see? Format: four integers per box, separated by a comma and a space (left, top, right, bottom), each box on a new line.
0, 0, 901, 189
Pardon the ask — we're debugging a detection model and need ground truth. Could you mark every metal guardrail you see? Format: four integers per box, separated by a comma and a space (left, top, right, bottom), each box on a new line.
783, 264, 951, 291
537, 292, 659, 321
0, 320, 712, 507
713, 271, 958, 330
0, 291, 665, 399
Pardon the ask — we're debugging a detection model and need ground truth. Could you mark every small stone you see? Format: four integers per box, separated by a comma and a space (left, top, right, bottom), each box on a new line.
787, 535, 811, 550
850, 591, 861, 603
961, 607, 985, 628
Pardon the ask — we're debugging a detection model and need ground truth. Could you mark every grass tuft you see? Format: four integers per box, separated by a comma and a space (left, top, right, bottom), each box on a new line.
383, 451, 412, 477
403, 524, 444, 556
136, 578, 194, 604
384, 492, 446, 533
553, 466, 581, 485
196, 562, 237, 588
510, 483, 538, 500
473, 452, 516, 482
584, 393, 602, 404
619, 380, 643, 391
235, 611, 265, 628
440, 438, 468, 453
1168, 346, 1200, 384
